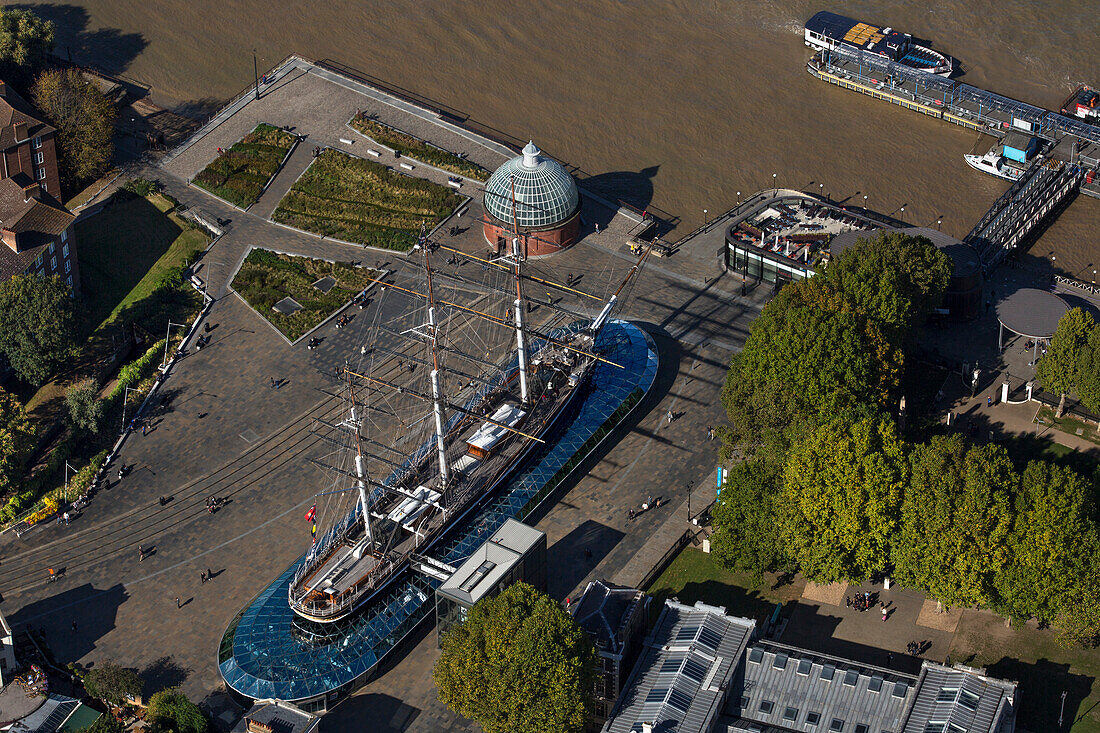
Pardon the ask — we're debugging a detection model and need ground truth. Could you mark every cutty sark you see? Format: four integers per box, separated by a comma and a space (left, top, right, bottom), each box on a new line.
288, 225, 650, 624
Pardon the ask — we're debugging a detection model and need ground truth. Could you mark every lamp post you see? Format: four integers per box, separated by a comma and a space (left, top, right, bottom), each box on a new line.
1058, 690, 1067, 728
772, 173, 777, 196
65, 460, 77, 498
121, 386, 139, 434
736, 191, 741, 207
863, 194, 868, 211
819, 183, 823, 199
163, 320, 188, 369
703, 209, 708, 230
253, 50, 260, 100
936, 217, 942, 230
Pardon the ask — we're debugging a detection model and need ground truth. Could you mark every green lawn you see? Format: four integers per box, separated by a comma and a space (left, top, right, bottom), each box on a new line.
349, 115, 489, 181
192, 123, 296, 208
230, 249, 377, 341
950, 613, 1100, 732
272, 148, 462, 250
76, 192, 209, 335
644, 547, 803, 626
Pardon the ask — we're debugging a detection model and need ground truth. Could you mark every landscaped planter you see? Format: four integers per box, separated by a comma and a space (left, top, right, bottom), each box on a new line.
192, 123, 298, 208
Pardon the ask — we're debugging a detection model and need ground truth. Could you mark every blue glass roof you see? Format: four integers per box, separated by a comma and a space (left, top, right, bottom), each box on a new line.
218, 320, 659, 701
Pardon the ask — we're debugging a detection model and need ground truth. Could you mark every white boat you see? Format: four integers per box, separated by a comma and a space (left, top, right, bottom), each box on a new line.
964, 150, 1023, 181
805, 11, 953, 76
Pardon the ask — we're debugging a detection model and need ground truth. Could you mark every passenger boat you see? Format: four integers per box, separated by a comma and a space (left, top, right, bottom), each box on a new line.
964, 148, 1024, 181
1060, 85, 1100, 121
288, 224, 651, 624
805, 11, 953, 76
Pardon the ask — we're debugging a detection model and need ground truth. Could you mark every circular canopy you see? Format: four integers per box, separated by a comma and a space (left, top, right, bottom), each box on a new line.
484, 141, 579, 229
996, 288, 1069, 339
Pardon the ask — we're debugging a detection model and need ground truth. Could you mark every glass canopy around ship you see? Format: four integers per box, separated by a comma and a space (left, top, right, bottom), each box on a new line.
483, 141, 579, 229
218, 320, 659, 702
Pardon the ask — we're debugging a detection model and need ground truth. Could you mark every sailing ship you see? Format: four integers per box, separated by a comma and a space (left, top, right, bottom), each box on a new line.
288, 216, 650, 624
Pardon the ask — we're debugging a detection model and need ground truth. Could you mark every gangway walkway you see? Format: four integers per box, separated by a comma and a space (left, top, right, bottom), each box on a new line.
807, 45, 1100, 146
964, 160, 1084, 272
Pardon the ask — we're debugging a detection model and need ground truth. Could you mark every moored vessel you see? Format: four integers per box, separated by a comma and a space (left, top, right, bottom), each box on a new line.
805, 11, 953, 76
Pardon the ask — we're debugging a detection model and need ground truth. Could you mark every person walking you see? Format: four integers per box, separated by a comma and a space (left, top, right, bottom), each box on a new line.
175, 597, 181, 609
881, 603, 888, 622
138, 545, 145, 562
666, 409, 673, 424
200, 571, 207, 584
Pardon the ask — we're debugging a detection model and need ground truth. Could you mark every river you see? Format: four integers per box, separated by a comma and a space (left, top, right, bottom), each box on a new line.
31, 0, 1100, 276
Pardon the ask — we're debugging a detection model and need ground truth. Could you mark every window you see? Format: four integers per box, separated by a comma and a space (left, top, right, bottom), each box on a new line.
923, 723, 947, 733
33, 135, 42, 148
959, 689, 980, 711
820, 664, 836, 681
50, 256, 56, 271
61, 229, 68, 242
65, 259, 70, 273
660, 657, 683, 674
740, 696, 750, 709
783, 707, 799, 722
667, 689, 691, 712
843, 669, 859, 686
748, 647, 764, 664
66, 274, 72, 288
869, 676, 883, 692
773, 652, 788, 670
682, 657, 707, 683
806, 712, 821, 726
675, 625, 700, 642
830, 719, 845, 732
759, 700, 775, 714
936, 687, 958, 703
37, 167, 45, 180
62, 243, 68, 258
855, 726, 869, 733
35, 253, 42, 267
893, 681, 909, 698
48, 242, 54, 254
645, 688, 668, 704
34, 151, 43, 164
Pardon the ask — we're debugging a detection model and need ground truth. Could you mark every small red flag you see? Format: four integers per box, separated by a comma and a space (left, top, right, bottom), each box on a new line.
305, 505, 316, 523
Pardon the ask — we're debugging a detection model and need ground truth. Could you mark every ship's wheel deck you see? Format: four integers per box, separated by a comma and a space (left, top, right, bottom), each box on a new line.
218, 320, 659, 703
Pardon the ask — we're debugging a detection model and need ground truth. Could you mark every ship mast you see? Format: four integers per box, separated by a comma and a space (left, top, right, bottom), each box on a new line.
421, 228, 452, 499
347, 384, 373, 545
509, 176, 530, 404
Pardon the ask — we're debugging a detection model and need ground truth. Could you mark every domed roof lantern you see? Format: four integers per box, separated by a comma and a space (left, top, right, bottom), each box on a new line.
521, 141, 540, 169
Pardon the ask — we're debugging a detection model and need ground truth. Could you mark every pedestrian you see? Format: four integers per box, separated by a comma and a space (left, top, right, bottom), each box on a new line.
200, 571, 207, 584
629, 508, 635, 521
176, 597, 181, 609
707, 426, 715, 440
270, 377, 276, 388
845, 595, 852, 608
63, 511, 70, 525
987, 395, 993, 407
881, 604, 888, 622
71, 620, 77, 632
142, 423, 147, 437
887, 652, 893, 667
666, 409, 673, 424
139, 545, 145, 562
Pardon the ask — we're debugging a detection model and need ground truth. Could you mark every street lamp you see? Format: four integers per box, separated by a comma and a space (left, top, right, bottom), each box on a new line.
253, 49, 260, 100
64, 460, 77, 499
163, 320, 188, 368
121, 386, 140, 434
772, 172, 777, 196
703, 209, 708, 229
863, 194, 868, 210
736, 191, 741, 207
819, 183, 823, 199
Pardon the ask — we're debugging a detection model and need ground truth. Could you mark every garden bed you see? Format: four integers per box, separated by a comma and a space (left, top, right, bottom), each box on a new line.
349, 115, 490, 181
272, 148, 463, 250
230, 248, 379, 341
191, 123, 297, 208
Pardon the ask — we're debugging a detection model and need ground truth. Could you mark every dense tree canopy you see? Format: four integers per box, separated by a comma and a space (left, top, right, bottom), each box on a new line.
0, 387, 32, 496
83, 661, 143, 706
32, 68, 116, 184
996, 461, 1100, 625
777, 416, 907, 583
0, 9, 54, 87
65, 378, 105, 435
894, 437, 1016, 607
710, 460, 786, 583
146, 690, 205, 733
820, 231, 953, 338
1036, 307, 1096, 416
0, 274, 80, 385
433, 582, 596, 733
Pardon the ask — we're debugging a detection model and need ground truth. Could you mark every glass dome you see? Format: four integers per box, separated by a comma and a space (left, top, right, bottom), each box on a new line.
484, 142, 579, 229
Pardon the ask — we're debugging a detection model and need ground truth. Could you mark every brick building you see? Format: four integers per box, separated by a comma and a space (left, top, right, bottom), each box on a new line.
0, 80, 79, 296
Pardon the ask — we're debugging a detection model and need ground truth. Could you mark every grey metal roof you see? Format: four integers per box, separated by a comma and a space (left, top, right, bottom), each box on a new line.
570, 579, 648, 656
437, 518, 543, 605
484, 141, 579, 229
996, 288, 1069, 339
727, 640, 918, 733
231, 699, 320, 733
898, 663, 1016, 733
602, 600, 756, 733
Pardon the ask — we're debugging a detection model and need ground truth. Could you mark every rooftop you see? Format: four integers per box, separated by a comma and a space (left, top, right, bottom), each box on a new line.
570, 579, 648, 656
230, 699, 320, 733
996, 288, 1069, 339
603, 600, 756, 733
484, 141, 579, 230
0, 82, 54, 150
437, 518, 544, 605
899, 662, 1017, 733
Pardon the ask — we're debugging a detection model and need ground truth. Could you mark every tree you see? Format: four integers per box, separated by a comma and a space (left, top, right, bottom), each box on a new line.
0, 387, 32, 496
1056, 543, 1100, 647
0, 274, 80, 385
995, 461, 1100, 626
1076, 325, 1100, 420
80, 713, 125, 733
66, 379, 104, 435
710, 460, 788, 583
433, 582, 595, 733
894, 437, 1016, 607
83, 661, 143, 706
32, 68, 116, 184
146, 690, 205, 733
820, 231, 953, 339
777, 416, 907, 583
1036, 307, 1096, 417
0, 9, 54, 87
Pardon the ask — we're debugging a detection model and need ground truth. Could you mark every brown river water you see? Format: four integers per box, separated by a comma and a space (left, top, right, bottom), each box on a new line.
30, 0, 1100, 275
